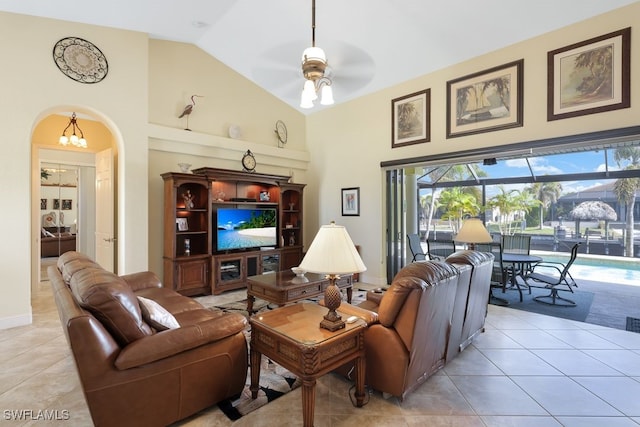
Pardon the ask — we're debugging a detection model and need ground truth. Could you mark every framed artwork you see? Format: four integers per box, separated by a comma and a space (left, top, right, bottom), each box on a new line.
547, 27, 630, 121
53, 199, 60, 210
40, 199, 47, 210
176, 218, 188, 231
391, 89, 430, 148
447, 59, 524, 138
61, 199, 72, 210
341, 187, 360, 216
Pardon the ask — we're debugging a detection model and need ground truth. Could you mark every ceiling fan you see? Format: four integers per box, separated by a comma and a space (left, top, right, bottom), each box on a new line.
251, 0, 374, 110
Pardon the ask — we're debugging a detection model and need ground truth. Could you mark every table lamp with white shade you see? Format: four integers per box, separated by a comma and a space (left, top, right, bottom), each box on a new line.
454, 218, 492, 249
299, 222, 366, 331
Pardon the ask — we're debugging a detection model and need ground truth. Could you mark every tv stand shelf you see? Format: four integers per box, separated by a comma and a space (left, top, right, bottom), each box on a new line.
162, 168, 305, 296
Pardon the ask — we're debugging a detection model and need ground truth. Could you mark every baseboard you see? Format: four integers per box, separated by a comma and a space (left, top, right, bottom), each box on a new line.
0, 311, 32, 330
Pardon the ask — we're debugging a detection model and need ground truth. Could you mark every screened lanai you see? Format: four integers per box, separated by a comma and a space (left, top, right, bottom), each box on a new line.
383, 127, 640, 282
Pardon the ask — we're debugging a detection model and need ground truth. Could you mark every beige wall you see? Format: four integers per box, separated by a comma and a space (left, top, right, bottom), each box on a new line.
0, 12, 149, 328
146, 39, 307, 279
306, 3, 640, 285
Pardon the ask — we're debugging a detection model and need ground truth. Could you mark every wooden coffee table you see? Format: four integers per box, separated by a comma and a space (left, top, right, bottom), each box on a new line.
249, 303, 366, 427
246, 271, 353, 315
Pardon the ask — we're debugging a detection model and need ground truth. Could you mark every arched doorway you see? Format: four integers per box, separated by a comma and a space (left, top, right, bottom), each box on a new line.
30, 108, 119, 291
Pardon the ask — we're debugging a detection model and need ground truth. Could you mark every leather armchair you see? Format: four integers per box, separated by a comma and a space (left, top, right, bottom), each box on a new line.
50, 252, 248, 427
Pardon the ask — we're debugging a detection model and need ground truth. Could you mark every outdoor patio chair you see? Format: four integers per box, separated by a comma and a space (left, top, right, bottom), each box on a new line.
502, 234, 532, 255
525, 242, 580, 307
426, 238, 456, 261
475, 242, 510, 306
407, 233, 427, 262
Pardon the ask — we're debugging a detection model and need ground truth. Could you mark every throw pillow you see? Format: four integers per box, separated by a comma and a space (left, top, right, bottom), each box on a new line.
137, 296, 180, 331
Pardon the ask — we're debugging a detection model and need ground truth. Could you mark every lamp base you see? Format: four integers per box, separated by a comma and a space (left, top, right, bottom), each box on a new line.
319, 277, 345, 331
320, 310, 345, 331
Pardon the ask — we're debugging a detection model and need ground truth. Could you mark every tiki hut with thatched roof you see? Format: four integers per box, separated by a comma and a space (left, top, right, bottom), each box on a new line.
569, 200, 617, 238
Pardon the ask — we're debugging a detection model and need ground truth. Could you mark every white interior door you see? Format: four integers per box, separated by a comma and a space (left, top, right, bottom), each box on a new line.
95, 148, 114, 272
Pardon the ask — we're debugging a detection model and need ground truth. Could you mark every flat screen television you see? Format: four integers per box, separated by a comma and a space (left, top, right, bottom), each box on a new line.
215, 207, 277, 251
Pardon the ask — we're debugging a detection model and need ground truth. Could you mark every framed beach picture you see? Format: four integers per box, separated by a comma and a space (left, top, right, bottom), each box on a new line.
341, 187, 360, 216
447, 59, 523, 138
547, 27, 630, 121
391, 89, 430, 148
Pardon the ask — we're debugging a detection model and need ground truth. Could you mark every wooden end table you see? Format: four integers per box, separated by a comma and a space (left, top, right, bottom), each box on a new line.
246, 271, 353, 315
250, 303, 366, 427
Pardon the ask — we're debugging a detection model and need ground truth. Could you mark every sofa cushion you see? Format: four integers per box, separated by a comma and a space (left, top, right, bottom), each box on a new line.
138, 296, 180, 331
70, 268, 153, 346
58, 251, 100, 284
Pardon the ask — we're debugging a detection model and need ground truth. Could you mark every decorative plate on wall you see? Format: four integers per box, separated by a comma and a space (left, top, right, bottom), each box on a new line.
52, 37, 108, 84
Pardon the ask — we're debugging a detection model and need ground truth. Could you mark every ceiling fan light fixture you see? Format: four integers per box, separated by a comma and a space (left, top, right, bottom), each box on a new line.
302, 79, 318, 101
300, 0, 334, 109
300, 95, 314, 109
320, 83, 334, 105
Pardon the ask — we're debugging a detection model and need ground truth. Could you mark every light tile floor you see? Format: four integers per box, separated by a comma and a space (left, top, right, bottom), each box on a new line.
2, 281, 640, 426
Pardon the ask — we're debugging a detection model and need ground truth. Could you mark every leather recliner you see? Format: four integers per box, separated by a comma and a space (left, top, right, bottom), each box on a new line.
49, 251, 248, 427
445, 250, 494, 361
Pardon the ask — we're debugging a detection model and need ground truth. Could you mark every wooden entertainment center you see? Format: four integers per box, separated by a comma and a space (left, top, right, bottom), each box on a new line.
162, 167, 305, 295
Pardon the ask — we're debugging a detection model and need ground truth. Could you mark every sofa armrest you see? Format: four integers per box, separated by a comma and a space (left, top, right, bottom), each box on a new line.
366, 290, 385, 305
120, 271, 163, 291
115, 313, 247, 369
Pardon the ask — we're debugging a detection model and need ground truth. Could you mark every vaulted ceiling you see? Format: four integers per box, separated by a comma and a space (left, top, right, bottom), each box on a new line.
1, 0, 636, 113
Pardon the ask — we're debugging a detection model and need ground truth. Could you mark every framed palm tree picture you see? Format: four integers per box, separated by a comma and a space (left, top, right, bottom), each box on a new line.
547, 27, 630, 121
446, 59, 523, 138
392, 89, 430, 148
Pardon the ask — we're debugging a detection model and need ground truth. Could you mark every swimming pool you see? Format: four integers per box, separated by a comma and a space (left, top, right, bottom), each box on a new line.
532, 251, 640, 286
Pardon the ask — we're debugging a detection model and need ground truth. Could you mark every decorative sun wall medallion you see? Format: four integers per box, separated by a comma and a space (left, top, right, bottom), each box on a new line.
52, 37, 109, 84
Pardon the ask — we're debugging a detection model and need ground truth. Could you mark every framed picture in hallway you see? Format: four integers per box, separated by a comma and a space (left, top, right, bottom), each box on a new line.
391, 89, 430, 148
341, 187, 360, 216
61, 199, 72, 210
446, 59, 523, 138
547, 27, 630, 121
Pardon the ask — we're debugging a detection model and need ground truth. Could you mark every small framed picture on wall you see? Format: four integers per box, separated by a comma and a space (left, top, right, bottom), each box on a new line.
341, 187, 360, 216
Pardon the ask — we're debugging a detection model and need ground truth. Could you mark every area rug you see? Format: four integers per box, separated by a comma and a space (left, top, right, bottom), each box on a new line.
492, 286, 594, 322
217, 356, 301, 421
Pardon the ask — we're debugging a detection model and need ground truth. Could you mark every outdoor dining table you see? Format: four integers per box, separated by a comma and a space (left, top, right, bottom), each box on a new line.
502, 253, 543, 302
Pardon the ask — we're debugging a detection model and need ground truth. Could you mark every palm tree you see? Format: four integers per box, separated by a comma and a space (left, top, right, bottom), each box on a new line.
436, 187, 481, 233
526, 181, 563, 229
613, 147, 640, 257
487, 186, 538, 235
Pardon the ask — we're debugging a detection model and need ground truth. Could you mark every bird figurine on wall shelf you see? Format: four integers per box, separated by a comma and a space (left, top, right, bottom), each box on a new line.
178, 94, 203, 131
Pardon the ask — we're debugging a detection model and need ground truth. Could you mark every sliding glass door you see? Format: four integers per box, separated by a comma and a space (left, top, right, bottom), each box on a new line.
385, 169, 406, 283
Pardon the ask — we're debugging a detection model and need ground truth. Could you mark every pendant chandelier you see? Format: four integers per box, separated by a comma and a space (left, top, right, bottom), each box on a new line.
300, 0, 334, 109
59, 112, 87, 148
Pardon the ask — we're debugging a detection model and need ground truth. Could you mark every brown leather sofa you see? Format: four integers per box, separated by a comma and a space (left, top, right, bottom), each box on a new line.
49, 251, 248, 427
333, 250, 493, 400
41, 232, 76, 257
